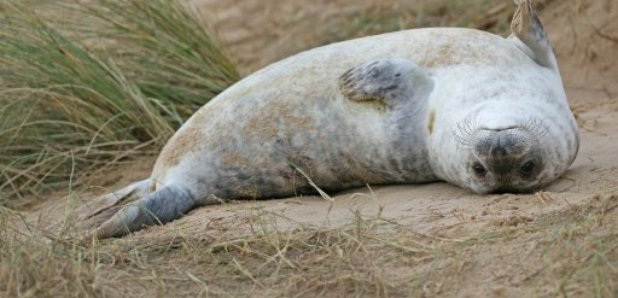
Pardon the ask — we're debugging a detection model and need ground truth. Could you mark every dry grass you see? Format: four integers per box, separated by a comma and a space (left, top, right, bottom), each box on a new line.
2, 0, 617, 297
1, 193, 616, 297
0, 0, 238, 205
202, 0, 558, 74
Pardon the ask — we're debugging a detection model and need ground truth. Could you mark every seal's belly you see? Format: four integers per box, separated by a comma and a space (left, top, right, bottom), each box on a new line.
153, 93, 434, 200
150, 28, 527, 199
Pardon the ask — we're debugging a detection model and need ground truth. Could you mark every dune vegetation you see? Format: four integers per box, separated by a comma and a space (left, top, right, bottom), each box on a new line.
0, 0, 238, 205
1, 0, 616, 297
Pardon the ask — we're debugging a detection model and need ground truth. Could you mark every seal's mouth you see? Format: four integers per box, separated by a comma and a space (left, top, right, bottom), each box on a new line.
477, 127, 525, 152
453, 117, 549, 148
478, 125, 518, 132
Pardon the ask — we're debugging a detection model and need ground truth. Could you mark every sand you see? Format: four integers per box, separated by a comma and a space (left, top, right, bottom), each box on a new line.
23, 0, 618, 244
14, 1, 617, 295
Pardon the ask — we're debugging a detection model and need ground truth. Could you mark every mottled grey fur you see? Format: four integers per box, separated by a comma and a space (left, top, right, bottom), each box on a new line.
83, 0, 578, 239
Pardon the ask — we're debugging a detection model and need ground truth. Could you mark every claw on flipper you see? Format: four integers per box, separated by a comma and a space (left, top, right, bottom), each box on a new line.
78, 182, 195, 240
75, 180, 150, 234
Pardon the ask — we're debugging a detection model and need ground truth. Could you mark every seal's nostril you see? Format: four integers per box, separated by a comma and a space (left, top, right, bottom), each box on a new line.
489, 133, 518, 157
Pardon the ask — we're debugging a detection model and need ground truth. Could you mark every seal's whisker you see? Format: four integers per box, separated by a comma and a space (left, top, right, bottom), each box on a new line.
451, 115, 480, 147
516, 118, 549, 142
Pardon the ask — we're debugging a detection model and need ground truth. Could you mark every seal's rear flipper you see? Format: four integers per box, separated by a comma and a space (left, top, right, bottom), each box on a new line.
338, 58, 434, 107
510, 0, 556, 68
76, 179, 150, 225
81, 184, 195, 239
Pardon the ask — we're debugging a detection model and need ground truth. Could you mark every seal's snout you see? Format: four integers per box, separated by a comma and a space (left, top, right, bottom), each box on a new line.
475, 128, 526, 162
469, 128, 544, 194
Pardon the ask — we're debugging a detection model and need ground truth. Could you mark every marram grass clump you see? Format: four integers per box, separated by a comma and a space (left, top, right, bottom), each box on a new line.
0, 0, 239, 204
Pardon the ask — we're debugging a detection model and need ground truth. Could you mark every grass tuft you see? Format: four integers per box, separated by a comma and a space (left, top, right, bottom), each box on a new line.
0, 0, 238, 204
1, 193, 615, 297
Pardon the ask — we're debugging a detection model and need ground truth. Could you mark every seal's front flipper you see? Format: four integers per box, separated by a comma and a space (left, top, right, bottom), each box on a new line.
338, 58, 433, 107
82, 184, 195, 239
511, 0, 556, 68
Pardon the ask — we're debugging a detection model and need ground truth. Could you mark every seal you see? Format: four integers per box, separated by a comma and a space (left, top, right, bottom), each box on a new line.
79, 0, 579, 239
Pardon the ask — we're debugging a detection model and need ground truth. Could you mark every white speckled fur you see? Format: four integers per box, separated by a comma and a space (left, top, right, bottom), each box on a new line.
85, 0, 579, 238
153, 27, 576, 195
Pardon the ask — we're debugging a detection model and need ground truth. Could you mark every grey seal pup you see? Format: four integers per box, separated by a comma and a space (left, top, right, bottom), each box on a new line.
79, 0, 579, 239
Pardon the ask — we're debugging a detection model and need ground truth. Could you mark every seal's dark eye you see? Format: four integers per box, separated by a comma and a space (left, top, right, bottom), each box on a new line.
520, 161, 535, 177
472, 162, 487, 177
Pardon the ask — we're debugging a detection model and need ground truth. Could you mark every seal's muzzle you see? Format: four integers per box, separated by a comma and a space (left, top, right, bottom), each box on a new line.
470, 128, 544, 193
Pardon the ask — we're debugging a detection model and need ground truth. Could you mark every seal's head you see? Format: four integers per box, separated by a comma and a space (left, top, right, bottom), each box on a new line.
441, 92, 579, 194
429, 0, 579, 194
453, 117, 558, 194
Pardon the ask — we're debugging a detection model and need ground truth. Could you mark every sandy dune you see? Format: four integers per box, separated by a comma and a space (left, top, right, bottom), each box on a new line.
6, 1, 615, 296
24, 0, 618, 245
